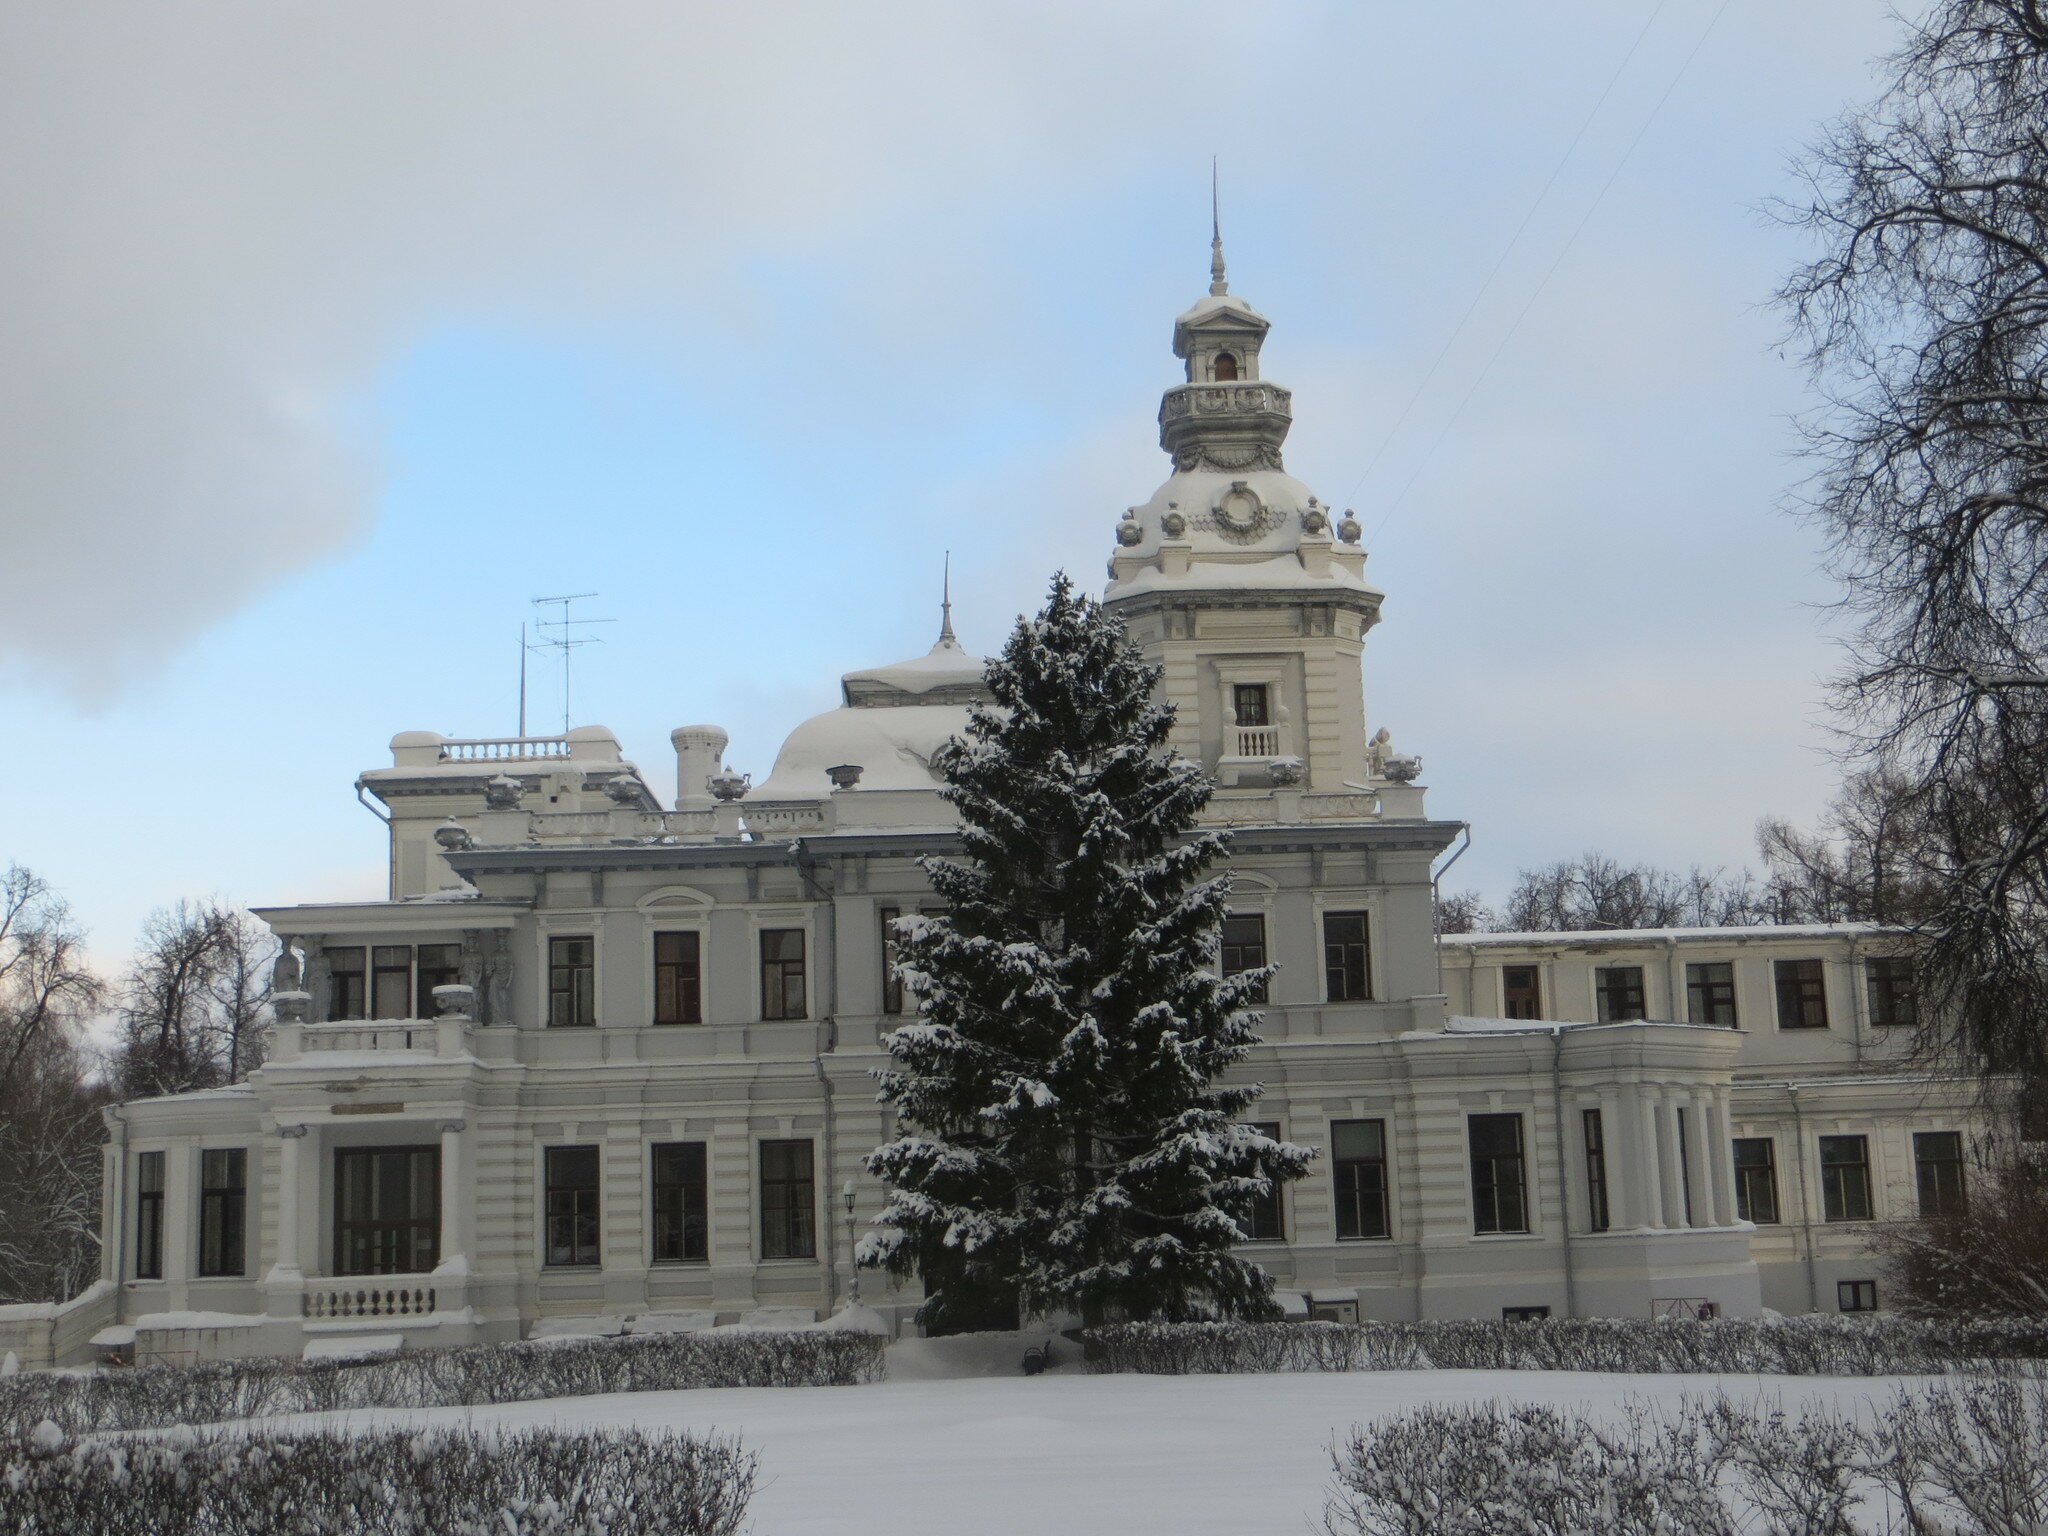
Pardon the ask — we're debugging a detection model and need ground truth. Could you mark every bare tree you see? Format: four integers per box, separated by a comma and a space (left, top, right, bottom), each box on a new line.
114, 900, 275, 1098
0, 866, 107, 1303
1496, 853, 1772, 933
0, 865, 102, 1102
1434, 889, 1494, 935
1777, 0, 2048, 1134
1756, 769, 1941, 924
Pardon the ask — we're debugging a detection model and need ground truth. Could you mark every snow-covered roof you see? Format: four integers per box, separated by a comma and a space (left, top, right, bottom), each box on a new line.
1439, 922, 1902, 949
840, 632, 987, 704
751, 701, 969, 801
1174, 291, 1268, 331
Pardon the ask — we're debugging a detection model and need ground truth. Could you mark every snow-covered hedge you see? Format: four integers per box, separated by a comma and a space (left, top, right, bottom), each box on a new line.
0, 1421, 756, 1536
1086, 1314, 2048, 1377
1, 1327, 885, 1437
1322, 1370, 2048, 1536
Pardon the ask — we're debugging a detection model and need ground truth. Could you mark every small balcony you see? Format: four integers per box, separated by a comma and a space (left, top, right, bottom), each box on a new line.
267, 1015, 475, 1065
1218, 722, 1295, 787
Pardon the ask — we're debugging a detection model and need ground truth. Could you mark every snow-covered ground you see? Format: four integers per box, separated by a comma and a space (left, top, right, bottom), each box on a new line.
246, 1335, 1928, 1535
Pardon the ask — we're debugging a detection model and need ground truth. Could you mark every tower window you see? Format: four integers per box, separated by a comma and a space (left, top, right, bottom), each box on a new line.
1213, 351, 1238, 381
1233, 684, 1270, 727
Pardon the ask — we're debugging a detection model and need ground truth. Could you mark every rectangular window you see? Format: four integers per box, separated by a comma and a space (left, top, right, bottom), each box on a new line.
651, 1142, 709, 1263
1235, 1121, 1284, 1242
1686, 962, 1738, 1026
1469, 1113, 1529, 1235
371, 945, 413, 1020
326, 947, 367, 1021
1232, 682, 1270, 727
1838, 1279, 1878, 1313
1914, 1131, 1967, 1219
1733, 1138, 1780, 1224
548, 936, 595, 1027
198, 1147, 247, 1277
544, 1145, 601, 1267
880, 907, 904, 1015
1820, 1134, 1874, 1222
1583, 1109, 1610, 1233
1774, 959, 1829, 1029
134, 1150, 164, 1280
1221, 914, 1269, 1003
1331, 1119, 1389, 1240
1503, 1305, 1551, 1323
1323, 912, 1371, 1002
760, 929, 807, 1021
1867, 957, 1918, 1028
415, 942, 462, 1017
1503, 965, 1541, 1020
334, 1146, 440, 1276
652, 931, 702, 1025
760, 1139, 816, 1259
1594, 966, 1646, 1022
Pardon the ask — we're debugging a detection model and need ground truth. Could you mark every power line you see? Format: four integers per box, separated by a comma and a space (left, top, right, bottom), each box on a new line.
1334, 0, 1675, 516
1361, 0, 1734, 550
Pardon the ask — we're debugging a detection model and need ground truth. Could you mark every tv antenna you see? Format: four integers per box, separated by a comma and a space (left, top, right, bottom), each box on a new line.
522, 592, 615, 736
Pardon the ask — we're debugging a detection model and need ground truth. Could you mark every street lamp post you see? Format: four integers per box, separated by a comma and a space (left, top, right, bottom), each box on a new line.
842, 1180, 860, 1305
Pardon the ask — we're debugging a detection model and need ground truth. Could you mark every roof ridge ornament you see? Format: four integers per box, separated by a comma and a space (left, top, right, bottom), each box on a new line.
939, 551, 957, 645
1209, 156, 1228, 296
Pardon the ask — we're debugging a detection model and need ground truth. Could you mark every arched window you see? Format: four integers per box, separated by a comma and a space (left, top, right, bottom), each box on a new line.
1213, 352, 1239, 381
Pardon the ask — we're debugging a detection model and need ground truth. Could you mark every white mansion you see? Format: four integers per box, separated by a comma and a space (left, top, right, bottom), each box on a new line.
1, 246, 1975, 1367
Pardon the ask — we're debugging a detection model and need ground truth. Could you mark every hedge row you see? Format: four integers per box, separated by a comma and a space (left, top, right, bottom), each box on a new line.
1, 1327, 885, 1437
1324, 1370, 2048, 1535
1087, 1314, 2048, 1377
1, 1421, 756, 1536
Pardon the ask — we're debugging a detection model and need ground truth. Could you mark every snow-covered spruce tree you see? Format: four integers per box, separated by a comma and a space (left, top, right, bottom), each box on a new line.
857, 573, 1310, 1329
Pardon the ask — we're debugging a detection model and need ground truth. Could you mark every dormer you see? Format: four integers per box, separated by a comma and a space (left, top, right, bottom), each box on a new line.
1173, 291, 1270, 384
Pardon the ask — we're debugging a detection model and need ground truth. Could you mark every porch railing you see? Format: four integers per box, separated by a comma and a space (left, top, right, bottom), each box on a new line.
304, 1284, 438, 1321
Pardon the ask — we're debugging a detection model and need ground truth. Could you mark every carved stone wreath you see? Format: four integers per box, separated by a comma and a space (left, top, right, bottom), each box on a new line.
1206, 481, 1274, 544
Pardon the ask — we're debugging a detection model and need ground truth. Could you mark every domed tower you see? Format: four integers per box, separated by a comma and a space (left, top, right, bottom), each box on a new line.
1104, 216, 1389, 802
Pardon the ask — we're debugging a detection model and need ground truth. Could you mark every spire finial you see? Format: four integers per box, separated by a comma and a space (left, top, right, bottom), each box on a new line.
1209, 156, 1228, 296
938, 551, 956, 644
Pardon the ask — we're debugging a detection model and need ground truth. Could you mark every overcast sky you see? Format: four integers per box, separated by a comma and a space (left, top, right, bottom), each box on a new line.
0, 1, 1907, 966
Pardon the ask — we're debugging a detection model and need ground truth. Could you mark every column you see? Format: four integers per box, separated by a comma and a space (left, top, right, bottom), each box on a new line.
1683, 1092, 1715, 1229
1638, 1095, 1666, 1229
270, 1125, 307, 1277
1598, 1088, 1634, 1229
1657, 1096, 1687, 1228
437, 1120, 470, 1274
1707, 1090, 1737, 1227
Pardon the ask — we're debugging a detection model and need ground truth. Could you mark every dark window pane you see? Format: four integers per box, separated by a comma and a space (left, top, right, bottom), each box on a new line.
1820, 1135, 1874, 1222
651, 1142, 709, 1262
1331, 1118, 1389, 1240
1233, 683, 1269, 727
1686, 962, 1738, 1026
1733, 1138, 1780, 1224
1234, 1121, 1284, 1242
760, 1138, 815, 1259
1867, 957, 1918, 1028
1221, 914, 1269, 1003
1469, 1113, 1528, 1234
544, 1145, 601, 1267
1914, 1131, 1966, 1219
1503, 966, 1541, 1020
1774, 959, 1829, 1029
549, 936, 595, 1027
1323, 912, 1371, 1002
1595, 967, 1646, 1022
1838, 1279, 1878, 1313
880, 908, 904, 1015
326, 947, 367, 1021
199, 1148, 246, 1277
135, 1150, 164, 1280
761, 929, 807, 1021
653, 930, 702, 1025
1583, 1109, 1609, 1233
334, 1146, 440, 1276
416, 943, 462, 1017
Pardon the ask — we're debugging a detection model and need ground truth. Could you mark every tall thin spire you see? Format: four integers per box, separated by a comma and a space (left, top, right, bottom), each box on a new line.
938, 551, 956, 644
1209, 156, 1228, 296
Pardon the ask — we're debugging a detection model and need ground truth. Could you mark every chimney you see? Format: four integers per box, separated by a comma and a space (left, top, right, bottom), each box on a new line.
669, 725, 730, 812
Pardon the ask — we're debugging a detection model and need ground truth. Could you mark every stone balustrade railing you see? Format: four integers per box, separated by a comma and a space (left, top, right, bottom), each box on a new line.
439, 736, 573, 762
303, 1283, 437, 1321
